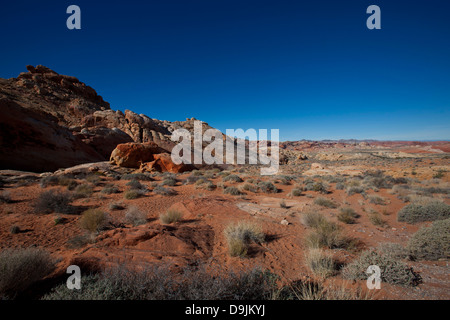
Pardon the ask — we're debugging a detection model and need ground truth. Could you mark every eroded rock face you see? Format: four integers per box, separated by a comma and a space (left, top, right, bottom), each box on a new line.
0, 65, 220, 172
109, 142, 166, 168
141, 153, 195, 173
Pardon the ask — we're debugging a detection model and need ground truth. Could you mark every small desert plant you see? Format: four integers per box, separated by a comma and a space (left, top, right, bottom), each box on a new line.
224, 222, 265, 257
223, 186, 243, 196
305, 219, 354, 250
368, 212, 387, 227
195, 179, 216, 191
79, 209, 109, 233
160, 209, 182, 224
280, 199, 288, 209
101, 184, 120, 194
314, 197, 338, 209
289, 188, 303, 197
305, 249, 336, 279
337, 207, 359, 224
397, 200, 450, 223
153, 185, 176, 196
257, 181, 278, 193
407, 218, 450, 260
223, 174, 243, 183
57, 177, 78, 190
121, 173, 153, 181
73, 184, 93, 199
40, 175, 59, 188
346, 186, 365, 196
432, 170, 446, 179
126, 179, 144, 190
240, 183, 259, 193
301, 212, 328, 229
0, 191, 12, 204
34, 190, 73, 214
125, 206, 147, 226
109, 202, 125, 210
161, 177, 177, 186
66, 234, 95, 249
0, 247, 55, 299
10, 225, 20, 234
368, 195, 386, 205
342, 249, 421, 287
124, 189, 143, 199
85, 174, 102, 185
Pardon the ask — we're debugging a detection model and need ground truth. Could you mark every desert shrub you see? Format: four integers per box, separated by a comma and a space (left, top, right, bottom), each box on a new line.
160, 209, 182, 224
124, 189, 143, 200
257, 181, 278, 193
66, 234, 95, 249
301, 212, 327, 229
342, 249, 421, 287
43, 264, 278, 300
407, 218, 450, 260
279, 200, 288, 209
101, 184, 120, 194
224, 222, 265, 257
34, 190, 73, 214
58, 177, 78, 190
368, 195, 386, 205
195, 179, 216, 191
378, 243, 408, 260
85, 174, 102, 185
109, 202, 125, 210
335, 182, 345, 190
184, 175, 202, 185
305, 249, 335, 279
223, 186, 243, 196
223, 174, 243, 183
240, 183, 258, 193
153, 185, 176, 196
10, 225, 20, 234
125, 206, 147, 226
346, 186, 365, 196
432, 170, 446, 179
121, 173, 154, 181
0, 191, 12, 204
337, 207, 359, 224
79, 209, 109, 233
40, 175, 59, 188
0, 248, 55, 299
289, 188, 303, 197
305, 219, 354, 250
161, 177, 177, 186
368, 212, 387, 227
397, 200, 450, 223
126, 179, 144, 190
314, 197, 338, 209
73, 184, 93, 199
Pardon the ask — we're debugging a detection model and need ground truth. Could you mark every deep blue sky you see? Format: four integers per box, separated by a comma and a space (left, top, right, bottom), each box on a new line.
1, 0, 449, 141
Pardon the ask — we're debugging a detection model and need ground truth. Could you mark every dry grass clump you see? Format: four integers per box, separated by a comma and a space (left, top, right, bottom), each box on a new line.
125, 206, 147, 226
301, 212, 327, 229
222, 174, 243, 183
257, 181, 278, 193
0, 247, 55, 299
337, 207, 359, 224
289, 188, 303, 197
124, 189, 143, 199
314, 197, 338, 209
194, 178, 216, 191
153, 185, 176, 196
34, 190, 73, 214
342, 249, 421, 287
126, 180, 144, 190
101, 184, 120, 194
407, 218, 450, 260
161, 177, 177, 186
224, 222, 265, 257
397, 200, 450, 223
240, 183, 259, 193
304, 217, 355, 250
305, 249, 336, 279
160, 209, 182, 224
79, 209, 109, 233
73, 183, 94, 199
368, 211, 388, 227
368, 195, 386, 205
223, 186, 243, 196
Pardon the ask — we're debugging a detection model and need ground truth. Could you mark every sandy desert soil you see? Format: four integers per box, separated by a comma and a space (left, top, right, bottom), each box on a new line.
0, 147, 449, 300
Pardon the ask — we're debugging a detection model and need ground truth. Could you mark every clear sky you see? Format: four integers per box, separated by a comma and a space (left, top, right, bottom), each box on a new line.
1, 0, 449, 141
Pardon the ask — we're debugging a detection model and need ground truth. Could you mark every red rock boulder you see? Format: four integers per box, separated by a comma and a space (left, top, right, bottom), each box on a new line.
109, 142, 166, 168
141, 153, 194, 173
